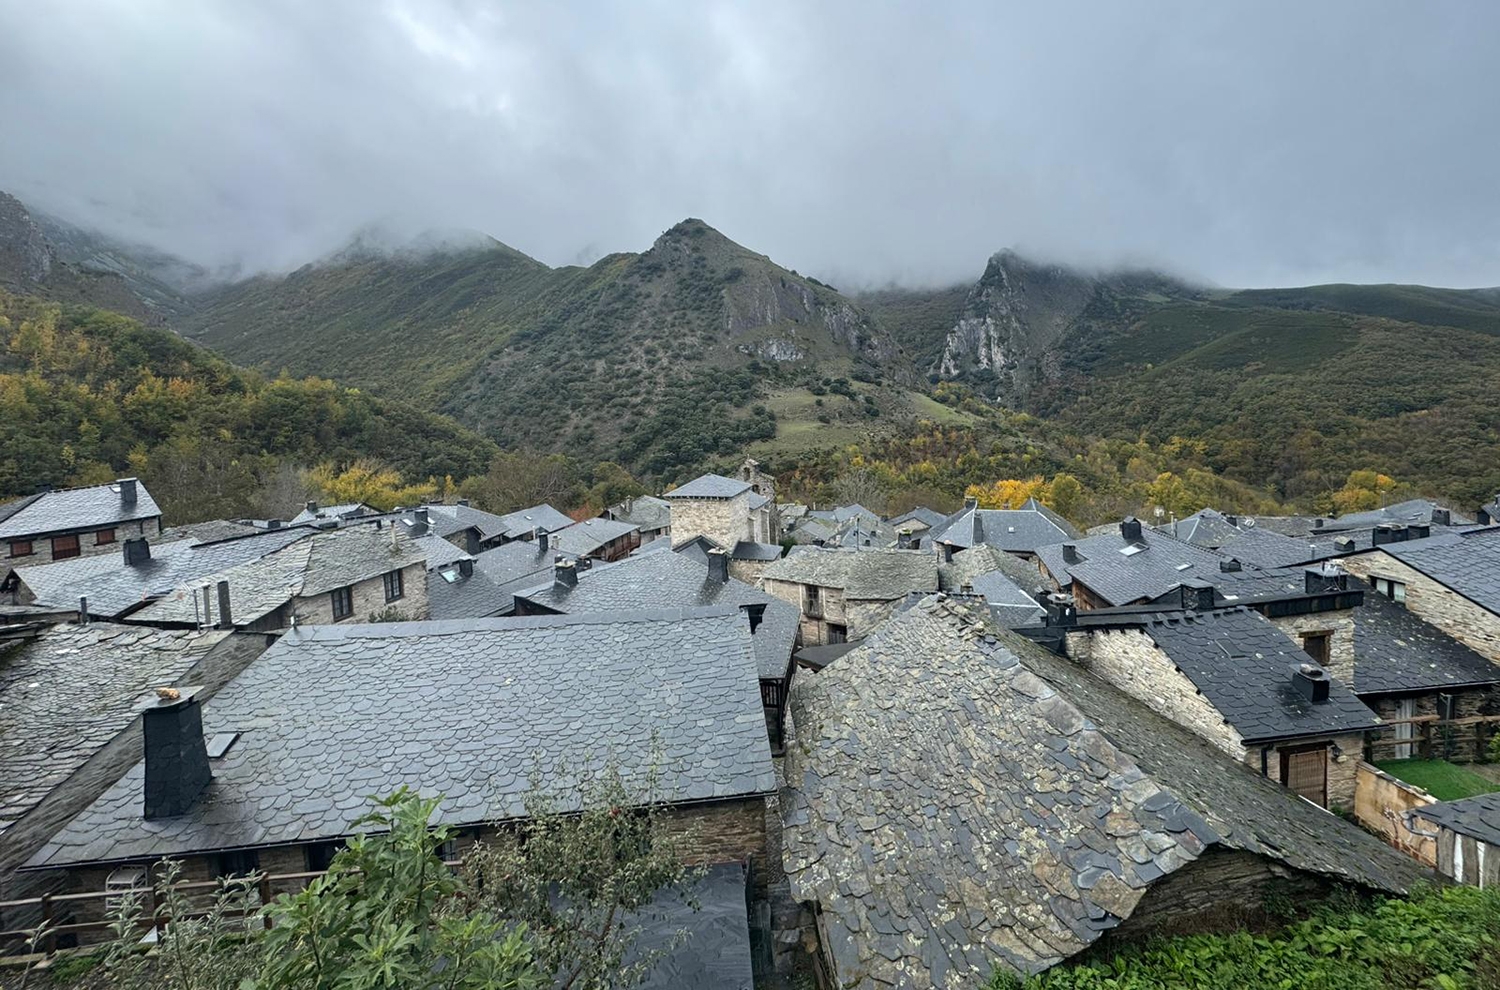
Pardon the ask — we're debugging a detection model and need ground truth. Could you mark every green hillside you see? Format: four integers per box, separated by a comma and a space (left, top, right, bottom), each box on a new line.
1225, 282, 1500, 335
182, 219, 906, 478
0, 290, 497, 521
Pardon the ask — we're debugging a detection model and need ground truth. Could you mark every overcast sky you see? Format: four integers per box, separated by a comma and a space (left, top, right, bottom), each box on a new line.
1, 1, 1497, 288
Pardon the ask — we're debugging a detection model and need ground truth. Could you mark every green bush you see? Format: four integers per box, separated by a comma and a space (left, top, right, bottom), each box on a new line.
986, 885, 1500, 990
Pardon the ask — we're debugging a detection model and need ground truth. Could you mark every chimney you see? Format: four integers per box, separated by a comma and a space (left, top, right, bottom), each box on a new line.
1334, 536, 1356, 552
1432, 508, 1451, 527
216, 580, 232, 629
78, 596, 89, 625
1480, 507, 1493, 526
1219, 558, 1242, 572
740, 601, 766, 634
707, 548, 729, 584
536, 528, 550, 554
940, 544, 955, 564
1305, 564, 1348, 595
122, 537, 151, 566
267, 518, 282, 530
117, 477, 138, 507
1043, 592, 1076, 627
1371, 524, 1403, 546
1313, 518, 1325, 529
1290, 663, 1331, 704
959, 581, 974, 595
1224, 514, 1238, 527
1062, 544, 1080, 564
458, 557, 474, 579
464, 529, 480, 555
576, 555, 593, 571
1119, 516, 1142, 541
1406, 523, 1431, 541
416, 507, 430, 527
554, 559, 578, 589
1180, 580, 1215, 612
142, 688, 212, 819
306, 500, 318, 515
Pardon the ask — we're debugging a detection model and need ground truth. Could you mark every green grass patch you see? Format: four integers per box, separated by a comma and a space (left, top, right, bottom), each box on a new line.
905, 390, 979, 425
991, 884, 1500, 990
1375, 759, 1500, 800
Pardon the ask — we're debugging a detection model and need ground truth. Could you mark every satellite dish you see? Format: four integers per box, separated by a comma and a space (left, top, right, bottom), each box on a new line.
1244, 518, 1256, 528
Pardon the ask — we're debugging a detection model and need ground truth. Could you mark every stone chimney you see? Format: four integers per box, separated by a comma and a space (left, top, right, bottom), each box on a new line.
1062, 544, 1080, 564
142, 687, 212, 819
117, 477, 138, 507
554, 559, 578, 590
122, 537, 151, 566
1219, 558, 1242, 572
305, 500, 318, 515
1119, 517, 1143, 541
1432, 508, 1452, 527
740, 601, 766, 634
1371, 524, 1404, 546
216, 580, 232, 629
707, 548, 729, 584
1305, 564, 1348, 595
458, 557, 474, 579
1180, 580, 1215, 612
1406, 523, 1431, 541
1043, 592, 1076, 628
1290, 663, 1331, 704
536, 528, 550, 554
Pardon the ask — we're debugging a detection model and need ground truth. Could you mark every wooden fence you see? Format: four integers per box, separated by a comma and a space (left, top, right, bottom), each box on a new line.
1362, 714, 1500, 764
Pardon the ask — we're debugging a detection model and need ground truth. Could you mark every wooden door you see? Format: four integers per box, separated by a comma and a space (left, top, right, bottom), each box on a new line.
1395, 698, 1416, 759
1280, 745, 1329, 807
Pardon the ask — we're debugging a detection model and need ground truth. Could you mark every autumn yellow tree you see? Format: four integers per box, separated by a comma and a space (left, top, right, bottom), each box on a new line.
1330, 470, 1399, 515
307, 459, 438, 511
964, 476, 1048, 509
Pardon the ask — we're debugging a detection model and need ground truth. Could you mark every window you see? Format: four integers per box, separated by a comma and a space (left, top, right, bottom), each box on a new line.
215, 849, 260, 879
1300, 632, 1332, 666
51, 533, 80, 560
382, 569, 404, 602
8, 540, 32, 558
1371, 577, 1407, 603
826, 624, 847, 644
305, 841, 342, 873
94, 528, 116, 545
330, 585, 354, 620
804, 585, 822, 617
436, 838, 459, 863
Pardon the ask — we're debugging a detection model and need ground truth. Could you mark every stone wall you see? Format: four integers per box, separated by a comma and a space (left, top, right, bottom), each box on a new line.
670, 492, 755, 549
660, 796, 772, 894
762, 578, 850, 646
292, 562, 429, 625
1238, 732, 1364, 810
1068, 628, 1246, 759
729, 558, 772, 585
1266, 610, 1355, 685
7, 517, 156, 567
1353, 761, 1437, 866
1342, 551, 1500, 664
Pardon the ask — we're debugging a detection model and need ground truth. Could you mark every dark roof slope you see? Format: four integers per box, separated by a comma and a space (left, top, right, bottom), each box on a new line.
1142, 609, 1380, 743
550, 517, 639, 557
730, 540, 781, 561
760, 547, 938, 600
28, 609, 775, 868
515, 550, 796, 681
664, 474, 752, 500
1159, 509, 1244, 548
496, 504, 574, 539
938, 545, 1045, 626
890, 506, 946, 530
1036, 526, 1227, 607
1352, 593, 1500, 695
0, 481, 161, 539
932, 500, 1080, 553
608, 495, 672, 531
1414, 793, 1500, 848
1382, 527, 1500, 615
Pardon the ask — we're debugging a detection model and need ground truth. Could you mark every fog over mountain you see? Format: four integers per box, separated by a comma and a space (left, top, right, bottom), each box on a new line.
2, 0, 1497, 288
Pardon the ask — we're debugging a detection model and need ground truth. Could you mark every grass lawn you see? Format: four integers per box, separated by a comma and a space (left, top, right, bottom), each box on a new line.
1374, 758, 1500, 800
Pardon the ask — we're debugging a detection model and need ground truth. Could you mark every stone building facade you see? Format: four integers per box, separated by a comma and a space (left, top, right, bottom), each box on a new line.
1265, 610, 1355, 685
1342, 551, 1500, 664
291, 561, 429, 624
5, 517, 157, 567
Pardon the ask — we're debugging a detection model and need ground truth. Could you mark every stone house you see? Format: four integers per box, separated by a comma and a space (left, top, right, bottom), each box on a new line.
21, 609, 777, 927
548, 516, 641, 562
1413, 793, 1500, 887
1035, 518, 1229, 609
663, 471, 777, 548
728, 539, 781, 584
0, 478, 162, 569
511, 547, 798, 747
606, 494, 672, 544
928, 497, 1081, 559
1340, 527, 1500, 664
759, 546, 938, 645
0, 622, 266, 910
782, 597, 1427, 987
290, 500, 378, 526
426, 533, 559, 621
1065, 607, 1380, 809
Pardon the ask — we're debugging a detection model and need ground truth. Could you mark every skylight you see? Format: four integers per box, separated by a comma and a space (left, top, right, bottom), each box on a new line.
1119, 543, 1147, 556
206, 732, 241, 759
1174, 563, 1192, 571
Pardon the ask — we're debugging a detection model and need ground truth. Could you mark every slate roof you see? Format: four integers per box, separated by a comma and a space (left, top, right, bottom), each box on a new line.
632, 863, 755, 990
891, 506, 947, 531
608, 495, 672, 532
1035, 526, 1229, 607
289, 503, 373, 525
760, 547, 938, 601
730, 540, 782, 562
785, 516, 838, 545
28, 609, 776, 868
427, 562, 514, 620
1352, 592, 1500, 695
1413, 793, 1500, 848
1158, 509, 1244, 548
938, 545, 1046, 627
0, 481, 161, 540
830, 515, 898, 549
1140, 608, 1381, 743
664, 474, 752, 500
0, 624, 232, 838
515, 550, 797, 681
931, 499, 1080, 554
15, 527, 315, 619
413, 533, 467, 569
157, 520, 257, 544
1380, 527, 1500, 616
549, 517, 639, 557
1213, 527, 1322, 568
1326, 499, 1453, 531
495, 504, 575, 540
783, 597, 1427, 986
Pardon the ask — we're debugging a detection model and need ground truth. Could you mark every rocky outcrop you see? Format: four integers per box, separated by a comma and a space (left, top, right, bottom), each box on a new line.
0, 191, 53, 285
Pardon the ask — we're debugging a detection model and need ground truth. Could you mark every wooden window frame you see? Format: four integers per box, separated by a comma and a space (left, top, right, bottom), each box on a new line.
1371, 576, 1407, 603
383, 568, 404, 602
1300, 631, 1332, 666
8, 540, 33, 558
94, 527, 117, 545
51, 533, 80, 560
331, 585, 354, 621
1279, 743, 1329, 808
